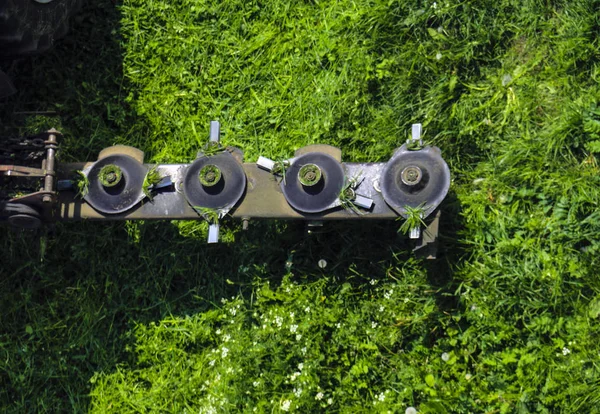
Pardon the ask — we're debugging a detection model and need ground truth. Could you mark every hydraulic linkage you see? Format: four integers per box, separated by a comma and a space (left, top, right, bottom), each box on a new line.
1, 122, 450, 257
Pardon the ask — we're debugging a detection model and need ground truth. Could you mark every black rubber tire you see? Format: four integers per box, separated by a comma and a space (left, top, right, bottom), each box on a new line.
0, 0, 84, 58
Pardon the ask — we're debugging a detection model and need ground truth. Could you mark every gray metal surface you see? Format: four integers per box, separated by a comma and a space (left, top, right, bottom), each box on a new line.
56, 162, 399, 220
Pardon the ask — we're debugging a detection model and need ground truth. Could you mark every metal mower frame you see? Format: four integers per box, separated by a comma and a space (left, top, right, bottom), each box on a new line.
1, 122, 450, 258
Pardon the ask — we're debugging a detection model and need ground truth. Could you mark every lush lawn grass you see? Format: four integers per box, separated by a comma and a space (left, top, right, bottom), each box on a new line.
1, 0, 600, 412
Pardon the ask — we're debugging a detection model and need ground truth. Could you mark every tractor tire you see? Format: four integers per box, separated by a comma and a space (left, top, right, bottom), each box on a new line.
0, 0, 84, 97
0, 0, 84, 57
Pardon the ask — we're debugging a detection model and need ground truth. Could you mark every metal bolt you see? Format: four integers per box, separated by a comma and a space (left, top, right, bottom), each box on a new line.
353, 194, 374, 210
401, 166, 422, 186
207, 223, 219, 243
257, 156, 276, 172
43, 132, 58, 202
199, 164, 222, 187
298, 164, 322, 187
343, 187, 356, 200
99, 164, 123, 188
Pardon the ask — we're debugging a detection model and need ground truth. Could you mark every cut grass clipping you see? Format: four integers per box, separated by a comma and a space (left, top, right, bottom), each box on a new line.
142, 165, 162, 200
398, 203, 427, 235
74, 170, 89, 198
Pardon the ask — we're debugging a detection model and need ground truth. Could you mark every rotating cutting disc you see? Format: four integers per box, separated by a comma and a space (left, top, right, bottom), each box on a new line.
282, 152, 345, 214
380, 145, 450, 218
84, 154, 147, 214
183, 152, 246, 210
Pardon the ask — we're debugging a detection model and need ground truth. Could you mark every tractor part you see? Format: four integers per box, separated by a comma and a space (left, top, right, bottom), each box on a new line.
379, 123, 450, 239
183, 153, 246, 210
181, 121, 246, 243
0, 0, 85, 97
0, 129, 60, 228
3, 202, 42, 229
83, 151, 148, 215
1, 123, 450, 257
0, 0, 84, 58
380, 146, 450, 216
281, 151, 345, 214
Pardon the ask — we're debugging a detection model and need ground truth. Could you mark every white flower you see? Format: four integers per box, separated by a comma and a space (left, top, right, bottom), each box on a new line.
384, 289, 393, 299
379, 305, 384, 312
377, 392, 385, 402
253, 381, 260, 387
406, 407, 417, 414
304, 306, 311, 313
216, 329, 221, 335
296, 334, 302, 341
298, 363, 304, 371
275, 316, 283, 327
435, 52, 442, 60
209, 359, 215, 367
221, 347, 229, 358
335, 322, 341, 329
290, 371, 301, 381
223, 334, 231, 342
290, 312, 295, 319
370, 279, 377, 285
294, 387, 303, 397
465, 373, 472, 380
432, 1, 437, 9
290, 324, 298, 333
315, 392, 324, 400
281, 400, 291, 412
327, 398, 333, 405
301, 347, 307, 355
562, 347, 571, 355
372, 321, 378, 329
441, 352, 450, 362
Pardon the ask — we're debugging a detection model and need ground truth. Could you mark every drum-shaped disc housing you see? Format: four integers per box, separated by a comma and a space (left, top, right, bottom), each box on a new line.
282, 152, 345, 214
84, 154, 147, 214
183, 152, 246, 210
380, 146, 450, 218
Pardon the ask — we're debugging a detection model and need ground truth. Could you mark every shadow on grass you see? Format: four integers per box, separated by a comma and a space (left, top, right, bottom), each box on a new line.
0, 0, 137, 160
0, 0, 138, 411
0, 198, 465, 411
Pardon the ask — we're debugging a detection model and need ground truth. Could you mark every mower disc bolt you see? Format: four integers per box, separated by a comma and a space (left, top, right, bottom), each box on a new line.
400, 166, 422, 186
199, 164, 222, 187
99, 164, 123, 188
298, 164, 322, 187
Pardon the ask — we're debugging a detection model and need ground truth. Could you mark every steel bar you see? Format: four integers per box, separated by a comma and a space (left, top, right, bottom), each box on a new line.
54, 162, 400, 221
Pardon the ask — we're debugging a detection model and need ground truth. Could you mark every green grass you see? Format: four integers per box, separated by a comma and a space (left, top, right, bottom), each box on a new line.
1, 0, 600, 412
